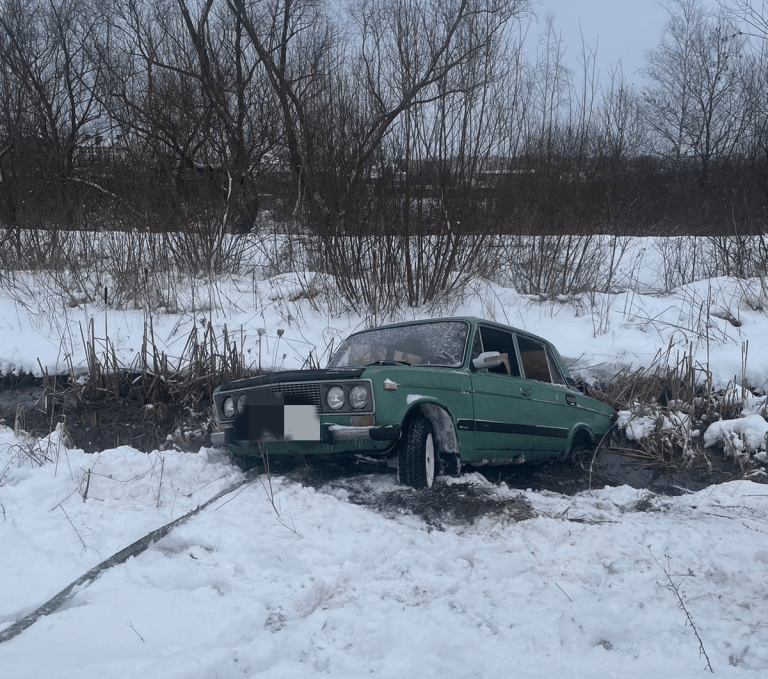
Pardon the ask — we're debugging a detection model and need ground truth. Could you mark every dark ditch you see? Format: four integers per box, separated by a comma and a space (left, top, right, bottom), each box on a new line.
0, 374, 206, 454
0, 375, 760, 528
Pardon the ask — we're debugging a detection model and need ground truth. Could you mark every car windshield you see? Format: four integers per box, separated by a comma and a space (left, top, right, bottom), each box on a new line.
328, 321, 469, 369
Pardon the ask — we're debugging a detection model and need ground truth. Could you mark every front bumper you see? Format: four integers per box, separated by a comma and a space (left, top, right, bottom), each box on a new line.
206, 431, 227, 447
327, 423, 401, 442
205, 423, 401, 449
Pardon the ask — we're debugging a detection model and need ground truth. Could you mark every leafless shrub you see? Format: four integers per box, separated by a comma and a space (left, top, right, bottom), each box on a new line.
655, 236, 768, 291
253, 227, 638, 317
497, 235, 599, 296
256, 227, 502, 316
168, 220, 254, 278
655, 237, 705, 291
649, 548, 713, 674
329, 234, 500, 314
494, 235, 633, 297
0, 226, 258, 315
72, 315, 252, 415
249, 221, 325, 280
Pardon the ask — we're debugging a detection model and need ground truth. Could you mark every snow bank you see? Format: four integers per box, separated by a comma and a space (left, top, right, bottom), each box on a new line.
704, 414, 768, 462
2, 432, 768, 677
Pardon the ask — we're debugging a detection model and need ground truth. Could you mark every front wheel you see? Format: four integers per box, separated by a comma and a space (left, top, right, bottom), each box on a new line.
398, 416, 436, 489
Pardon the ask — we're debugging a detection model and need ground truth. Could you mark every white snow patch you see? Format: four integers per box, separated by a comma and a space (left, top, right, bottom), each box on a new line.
704, 414, 768, 455
2, 433, 768, 676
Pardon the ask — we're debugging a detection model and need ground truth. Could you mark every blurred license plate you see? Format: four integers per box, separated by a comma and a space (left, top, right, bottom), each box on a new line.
237, 393, 320, 441
283, 405, 320, 441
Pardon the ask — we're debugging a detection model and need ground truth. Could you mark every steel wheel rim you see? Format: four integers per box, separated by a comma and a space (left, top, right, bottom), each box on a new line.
425, 433, 435, 487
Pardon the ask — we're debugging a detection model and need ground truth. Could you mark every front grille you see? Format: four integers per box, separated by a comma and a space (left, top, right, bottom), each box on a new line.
251, 381, 322, 407
216, 378, 374, 424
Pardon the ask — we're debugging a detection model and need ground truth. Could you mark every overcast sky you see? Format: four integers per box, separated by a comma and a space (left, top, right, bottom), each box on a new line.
532, 0, 724, 82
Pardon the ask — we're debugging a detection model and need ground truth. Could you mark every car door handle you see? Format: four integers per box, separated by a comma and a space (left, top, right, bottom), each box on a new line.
520, 388, 531, 397
566, 394, 577, 406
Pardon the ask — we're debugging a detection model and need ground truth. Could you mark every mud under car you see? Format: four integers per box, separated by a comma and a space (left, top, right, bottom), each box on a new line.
209, 317, 614, 488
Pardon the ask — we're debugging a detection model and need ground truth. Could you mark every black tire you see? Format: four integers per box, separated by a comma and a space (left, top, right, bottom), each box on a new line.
439, 452, 461, 477
398, 416, 436, 489
567, 430, 593, 462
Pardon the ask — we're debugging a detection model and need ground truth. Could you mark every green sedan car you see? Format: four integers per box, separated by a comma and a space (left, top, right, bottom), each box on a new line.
209, 317, 614, 488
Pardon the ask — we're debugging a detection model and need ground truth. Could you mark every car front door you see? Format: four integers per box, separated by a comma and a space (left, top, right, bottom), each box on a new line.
467, 325, 538, 461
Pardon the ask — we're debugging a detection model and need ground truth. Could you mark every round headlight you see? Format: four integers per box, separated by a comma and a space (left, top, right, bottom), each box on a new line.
349, 385, 368, 409
222, 397, 235, 418
237, 394, 247, 414
327, 386, 345, 410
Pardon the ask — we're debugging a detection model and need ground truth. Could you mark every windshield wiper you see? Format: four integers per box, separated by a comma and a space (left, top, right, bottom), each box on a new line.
365, 359, 411, 366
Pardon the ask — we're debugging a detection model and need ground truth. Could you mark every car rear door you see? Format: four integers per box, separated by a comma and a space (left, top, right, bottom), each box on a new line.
515, 334, 580, 454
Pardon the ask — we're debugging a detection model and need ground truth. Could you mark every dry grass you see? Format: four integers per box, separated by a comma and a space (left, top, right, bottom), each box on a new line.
588, 341, 766, 475
0, 317, 260, 454
71, 317, 252, 410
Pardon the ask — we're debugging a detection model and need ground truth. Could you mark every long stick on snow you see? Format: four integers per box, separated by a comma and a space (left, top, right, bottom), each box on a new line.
0, 476, 252, 644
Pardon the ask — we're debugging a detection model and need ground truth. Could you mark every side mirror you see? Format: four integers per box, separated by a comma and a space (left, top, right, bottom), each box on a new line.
472, 351, 502, 370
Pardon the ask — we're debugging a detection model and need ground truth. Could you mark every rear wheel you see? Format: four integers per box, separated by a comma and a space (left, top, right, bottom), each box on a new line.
568, 430, 594, 462
398, 416, 436, 489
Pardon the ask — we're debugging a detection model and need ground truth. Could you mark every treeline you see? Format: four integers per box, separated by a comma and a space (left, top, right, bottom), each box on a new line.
1, 0, 768, 244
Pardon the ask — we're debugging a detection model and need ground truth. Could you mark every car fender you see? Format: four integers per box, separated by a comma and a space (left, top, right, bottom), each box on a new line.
401, 399, 460, 458
567, 424, 599, 456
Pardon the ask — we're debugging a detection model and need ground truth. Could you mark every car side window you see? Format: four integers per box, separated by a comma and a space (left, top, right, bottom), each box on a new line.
545, 348, 567, 385
474, 326, 521, 377
517, 335, 556, 383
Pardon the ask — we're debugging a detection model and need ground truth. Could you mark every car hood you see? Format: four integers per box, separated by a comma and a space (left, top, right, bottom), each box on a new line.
219, 368, 366, 392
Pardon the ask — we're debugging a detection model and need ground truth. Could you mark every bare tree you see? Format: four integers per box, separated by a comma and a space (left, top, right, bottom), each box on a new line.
642, 0, 707, 177
531, 14, 571, 162
174, 0, 277, 233
88, 0, 280, 274
722, 0, 768, 38
600, 66, 645, 174
642, 0, 746, 183
0, 0, 106, 233
226, 0, 528, 233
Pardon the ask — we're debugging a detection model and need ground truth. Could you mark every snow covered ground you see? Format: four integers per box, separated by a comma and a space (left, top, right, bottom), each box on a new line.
1, 433, 767, 677
2, 235, 768, 676
2, 236, 768, 392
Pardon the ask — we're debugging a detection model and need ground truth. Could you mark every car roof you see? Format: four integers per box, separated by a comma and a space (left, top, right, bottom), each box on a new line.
353, 316, 554, 347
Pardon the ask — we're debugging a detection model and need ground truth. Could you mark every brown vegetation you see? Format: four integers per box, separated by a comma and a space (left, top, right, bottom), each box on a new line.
0, 1, 767, 275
